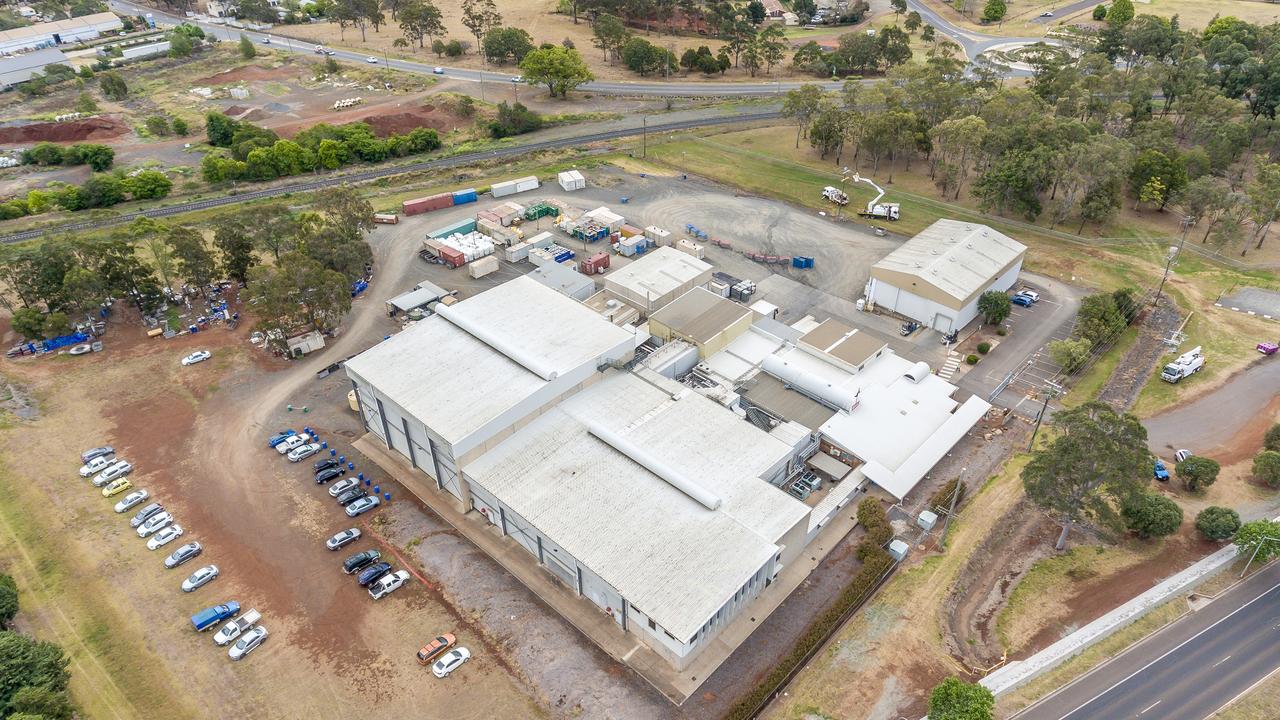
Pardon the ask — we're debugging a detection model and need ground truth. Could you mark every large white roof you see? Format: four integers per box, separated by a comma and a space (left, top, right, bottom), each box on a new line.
604, 246, 712, 302
872, 220, 1026, 303
464, 370, 808, 642
345, 276, 634, 445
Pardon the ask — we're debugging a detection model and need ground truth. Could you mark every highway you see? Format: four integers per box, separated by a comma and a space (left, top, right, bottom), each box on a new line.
1014, 560, 1280, 720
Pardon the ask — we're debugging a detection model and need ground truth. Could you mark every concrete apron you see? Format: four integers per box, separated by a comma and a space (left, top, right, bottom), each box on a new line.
354, 433, 863, 705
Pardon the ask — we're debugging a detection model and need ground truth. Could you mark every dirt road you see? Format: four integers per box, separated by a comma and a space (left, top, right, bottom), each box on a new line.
1143, 358, 1280, 465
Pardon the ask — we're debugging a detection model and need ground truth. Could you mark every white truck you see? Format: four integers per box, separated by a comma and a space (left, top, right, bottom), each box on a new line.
822, 186, 849, 205
848, 174, 900, 221
1160, 346, 1204, 383
212, 608, 261, 646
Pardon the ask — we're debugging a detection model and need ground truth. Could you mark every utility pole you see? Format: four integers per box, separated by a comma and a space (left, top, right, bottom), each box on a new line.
1028, 386, 1059, 451
641, 116, 647, 159
1239, 535, 1280, 578
1154, 215, 1191, 307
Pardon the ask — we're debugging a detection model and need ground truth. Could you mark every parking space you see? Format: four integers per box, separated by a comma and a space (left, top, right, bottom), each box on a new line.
1218, 287, 1280, 320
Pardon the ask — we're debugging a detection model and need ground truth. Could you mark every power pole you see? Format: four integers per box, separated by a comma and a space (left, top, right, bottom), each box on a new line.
641, 116, 647, 159
1028, 387, 1058, 451
1154, 215, 1191, 307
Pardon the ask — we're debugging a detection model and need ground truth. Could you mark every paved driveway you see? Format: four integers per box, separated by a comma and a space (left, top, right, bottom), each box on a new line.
1218, 287, 1280, 320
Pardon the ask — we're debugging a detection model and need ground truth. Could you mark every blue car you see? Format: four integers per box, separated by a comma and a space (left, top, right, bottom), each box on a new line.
1154, 460, 1170, 481
1011, 294, 1034, 307
267, 430, 297, 448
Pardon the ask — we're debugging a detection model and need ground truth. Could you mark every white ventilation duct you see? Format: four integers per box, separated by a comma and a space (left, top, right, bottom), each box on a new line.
762, 353, 859, 412
435, 302, 559, 381
586, 420, 722, 511
905, 361, 931, 383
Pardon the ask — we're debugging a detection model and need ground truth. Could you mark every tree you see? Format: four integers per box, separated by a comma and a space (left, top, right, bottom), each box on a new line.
0, 574, 16, 628
488, 100, 543, 137
888, 0, 907, 23
745, 0, 765, 24
519, 46, 593, 98
482, 26, 534, 65
1022, 401, 1149, 547
213, 221, 257, 284
807, 102, 846, 161
1128, 149, 1186, 211
1121, 491, 1183, 538
981, 0, 1005, 24
1107, 0, 1133, 27
1092, 4, 1106, 20
1049, 337, 1092, 373
1235, 520, 1280, 562
168, 31, 194, 57
1246, 160, 1280, 252
71, 144, 114, 171
921, 24, 935, 43
1175, 455, 1220, 493
123, 170, 173, 200
7, 685, 74, 720
621, 37, 675, 77
313, 186, 375, 248
591, 13, 629, 64
247, 252, 352, 335
1265, 424, 1280, 452
461, 0, 502, 58
1196, 506, 1241, 541
1076, 293, 1127, 346
81, 174, 123, 208
0, 631, 71, 709
10, 308, 45, 341
398, 0, 443, 49
1255, 450, 1280, 488
166, 226, 217, 294
239, 33, 256, 59
757, 24, 787, 75
98, 71, 127, 100
782, 84, 824, 148
904, 11, 922, 33
977, 290, 1011, 324
928, 676, 995, 720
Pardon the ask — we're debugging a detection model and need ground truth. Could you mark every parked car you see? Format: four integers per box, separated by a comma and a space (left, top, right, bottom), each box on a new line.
431, 647, 471, 678
288, 443, 323, 462
93, 459, 132, 487
1258, 341, 1279, 356
80, 445, 114, 464
899, 321, 919, 336
229, 626, 268, 660
326, 528, 361, 550
191, 601, 240, 631
343, 549, 381, 574
1040, 10, 1053, 17
147, 524, 184, 550
213, 609, 261, 646
1016, 289, 1041, 303
165, 541, 203, 569
417, 634, 457, 665
267, 429, 297, 448
1154, 460, 1170, 481
315, 466, 346, 484
335, 488, 367, 506
276, 434, 311, 455
101, 477, 132, 498
181, 350, 212, 366
113, 489, 149, 513
1011, 294, 1034, 307
357, 562, 392, 587
365, 55, 378, 63
345, 495, 380, 517
432, 66, 444, 74
137, 511, 174, 538
328, 477, 360, 497
369, 570, 410, 600
314, 457, 341, 473
182, 564, 219, 592
130, 502, 164, 528
510, 75, 522, 83
80, 454, 114, 477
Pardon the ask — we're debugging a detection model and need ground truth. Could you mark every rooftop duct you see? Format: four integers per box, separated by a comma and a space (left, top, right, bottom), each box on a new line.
762, 353, 860, 412
586, 420, 723, 511
435, 302, 560, 381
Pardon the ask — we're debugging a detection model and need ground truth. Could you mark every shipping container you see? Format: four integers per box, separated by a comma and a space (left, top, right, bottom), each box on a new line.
513, 175, 540, 193
528, 247, 556, 267
580, 252, 610, 275
526, 231, 556, 249
491, 180, 518, 198
440, 247, 465, 268
402, 192, 454, 216
468, 255, 500, 279
452, 188, 478, 204
676, 238, 705, 260
427, 218, 477, 239
619, 224, 643, 238
505, 241, 530, 263
372, 213, 399, 224
557, 170, 586, 191
644, 225, 672, 245
584, 207, 625, 231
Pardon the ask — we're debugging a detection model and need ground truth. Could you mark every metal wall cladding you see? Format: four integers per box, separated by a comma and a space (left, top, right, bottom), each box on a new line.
403, 192, 454, 215
427, 218, 477, 239
491, 180, 518, 198
452, 188, 478, 204
440, 247, 466, 268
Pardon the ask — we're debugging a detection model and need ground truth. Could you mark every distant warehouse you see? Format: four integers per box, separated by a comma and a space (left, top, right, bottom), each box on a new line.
0, 12, 123, 54
0, 47, 68, 89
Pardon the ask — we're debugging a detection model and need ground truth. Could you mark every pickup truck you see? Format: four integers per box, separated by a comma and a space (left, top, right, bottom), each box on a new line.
213, 608, 261, 646
191, 601, 240, 632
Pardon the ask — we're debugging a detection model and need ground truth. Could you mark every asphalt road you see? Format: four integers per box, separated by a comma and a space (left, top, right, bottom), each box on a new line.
905, 0, 1045, 64
1031, 0, 1098, 24
1143, 358, 1280, 458
1014, 560, 1280, 720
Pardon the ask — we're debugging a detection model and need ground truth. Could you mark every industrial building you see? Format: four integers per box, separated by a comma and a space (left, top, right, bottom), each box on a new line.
528, 261, 596, 301
0, 12, 122, 53
601, 246, 713, 315
866, 220, 1026, 333
647, 287, 755, 359
0, 47, 68, 88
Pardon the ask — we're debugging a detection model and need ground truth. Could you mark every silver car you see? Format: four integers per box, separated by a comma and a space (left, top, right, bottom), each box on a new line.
325, 528, 361, 550
328, 477, 360, 497
287, 443, 322, 462
228, 626, 268, 660
146, 524, 183, 550
181, 565, 219, 592
92, 460, 132, 487
164, 541, 202, 569
137, 511, 173, 538
130, 502, 164, 528
80, 454, 113, 477
113, 489, 149, 513
344, 495, 380, 518
80, 445, 114, 464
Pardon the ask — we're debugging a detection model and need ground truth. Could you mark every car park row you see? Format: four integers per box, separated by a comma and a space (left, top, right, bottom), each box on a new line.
80, 442, 268, 662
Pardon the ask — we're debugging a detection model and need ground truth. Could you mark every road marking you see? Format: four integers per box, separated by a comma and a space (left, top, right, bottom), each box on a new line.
1139, 700, 1161, 714
1212, 655, 1232, 668
1055, 580, 1280, 720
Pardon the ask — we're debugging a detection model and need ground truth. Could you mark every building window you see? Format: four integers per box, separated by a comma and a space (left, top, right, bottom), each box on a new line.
648, 617, 656, 630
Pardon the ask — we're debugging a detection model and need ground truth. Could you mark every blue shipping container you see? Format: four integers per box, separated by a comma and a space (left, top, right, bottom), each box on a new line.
452, 188, 478, 205
552, 250, 575, 262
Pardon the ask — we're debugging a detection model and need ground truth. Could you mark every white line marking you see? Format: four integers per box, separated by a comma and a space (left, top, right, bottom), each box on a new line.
1055, 580, 1280, 720
1212, 655, 1231, 668
1139, 700, 1161, 714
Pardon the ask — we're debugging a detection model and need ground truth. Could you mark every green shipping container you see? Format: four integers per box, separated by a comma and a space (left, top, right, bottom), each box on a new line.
427, 218, 477, 239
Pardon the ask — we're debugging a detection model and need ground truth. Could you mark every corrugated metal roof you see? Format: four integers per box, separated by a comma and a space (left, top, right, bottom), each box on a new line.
464, 370, 809, 642
799, 318, 887, 369
649, 287, 751, 344
0, 12, 121, 45
603, 246, 712, 302
872, 220, 1027, 303
0, 47, 67, 86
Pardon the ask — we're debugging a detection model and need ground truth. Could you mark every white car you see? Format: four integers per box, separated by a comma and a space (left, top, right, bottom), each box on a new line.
287, 443, 322, 462
432, 66, 444, 74
510, 75, 522, 83
181, 350, 212, 366
147, 524, 184, 550
93, 459, 132, 487
431, 647, 471, 678
228, 626, 268, 660
1040, 10, 1054, 17
326, 528, 360, 550
80, 455, 113, 477
328, 477, 360, 497
344, 495, 380, 517
369, 569, 410, 600
366, 55, 378, 63
113, 489, 149, 513
181, 564, 219, 592
1016, 289, 1041, 303
137, 511, 174, 538
276, 434, 312, 455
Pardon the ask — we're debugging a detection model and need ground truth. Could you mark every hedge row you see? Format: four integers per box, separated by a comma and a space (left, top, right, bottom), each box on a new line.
722, 497, 896, 720
927, 478, 967, 516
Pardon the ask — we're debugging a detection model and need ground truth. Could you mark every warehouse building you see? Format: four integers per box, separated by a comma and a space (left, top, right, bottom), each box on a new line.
866, 220, 1026, 333
602, 246, 712, 315
647, 287, 754, 358
0, 12, 122, 53
0, 47, 68, 88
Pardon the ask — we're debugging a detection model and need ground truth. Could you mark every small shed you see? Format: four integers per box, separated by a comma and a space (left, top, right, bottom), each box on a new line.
386, 281, 448, 316
286, 330, 326, 357
529, 261, 596, 301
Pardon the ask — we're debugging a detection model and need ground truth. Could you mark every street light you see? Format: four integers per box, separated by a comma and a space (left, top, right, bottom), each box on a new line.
1239, 535, 1280, 578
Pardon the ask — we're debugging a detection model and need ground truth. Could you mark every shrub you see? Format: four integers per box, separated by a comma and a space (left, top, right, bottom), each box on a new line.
172, 117, 189, 136
996, 326, 1007, 336
1092, 3, 1106, 20
1195, 506, 1241, 541
929, 676, 995, 720
0, 573, 16, 628
976, 341, 991, 354
1265, 423, 1280, 452
1121, 491, 1183, 538
1254, 450, 1280, 488
966, 354, 979, 365
444, 39, 464, 57
144, 115, 171, 136
98, 70, 128, 100
488, 101, 543, 138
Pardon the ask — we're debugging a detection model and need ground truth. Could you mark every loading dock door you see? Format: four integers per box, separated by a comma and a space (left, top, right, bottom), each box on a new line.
932, 312, 953, 333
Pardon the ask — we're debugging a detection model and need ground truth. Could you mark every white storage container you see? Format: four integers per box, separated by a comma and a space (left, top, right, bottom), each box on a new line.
557, 170, 586, 191
513, 175, 540, 192
491, 180, 518, 198
468, 255, 500, 279
505, 242, 530, 263
644, 225, 671, 246
676, 238, 705, 260
526, 231, 556, 249
528, 247, 556, 267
